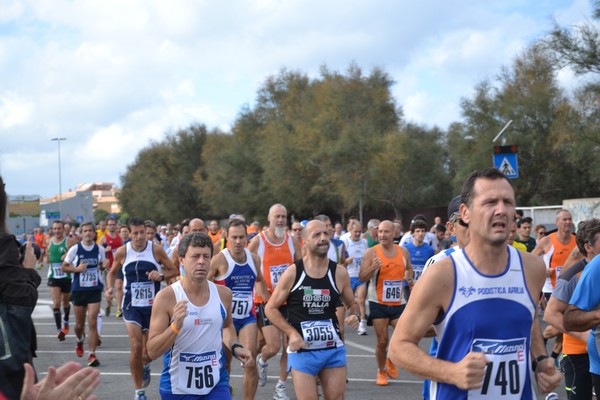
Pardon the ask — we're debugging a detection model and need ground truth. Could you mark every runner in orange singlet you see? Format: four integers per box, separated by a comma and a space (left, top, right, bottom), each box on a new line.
248, 203, 301, 400
534, 209, 576, 365
359, 220, 413, 386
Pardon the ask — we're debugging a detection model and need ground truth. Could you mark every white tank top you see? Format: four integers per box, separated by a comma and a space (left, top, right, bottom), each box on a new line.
161, 281, 226, 395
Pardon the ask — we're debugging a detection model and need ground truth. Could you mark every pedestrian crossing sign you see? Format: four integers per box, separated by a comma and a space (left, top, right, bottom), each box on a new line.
493, 145, 519, 179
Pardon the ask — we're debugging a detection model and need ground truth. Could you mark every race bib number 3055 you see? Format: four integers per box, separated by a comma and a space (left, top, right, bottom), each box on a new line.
469, 337, 527, 399
300, 320, 338, 350
178, 351, 220, 395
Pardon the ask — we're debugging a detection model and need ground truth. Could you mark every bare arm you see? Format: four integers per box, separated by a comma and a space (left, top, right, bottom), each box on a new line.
400, 246, 414, 283
265, 264, 300, 341
563, 247, 583, 270
208, 252, 227, 281
336, 266, 360, 329
543, 297, 589, 341
155, 244, 178, 280
358, 248, 378, 282
146, 286, 182, 360
564, 306, 600, 332
252, 253, 270, 301
106, 246, 125, 292
247, 234, 260, 254
532, 237, 549, 257
291, 236, 302, 262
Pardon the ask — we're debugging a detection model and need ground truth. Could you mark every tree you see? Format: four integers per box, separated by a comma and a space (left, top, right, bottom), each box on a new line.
545, 1, 600, 75
119, 124, 211, 222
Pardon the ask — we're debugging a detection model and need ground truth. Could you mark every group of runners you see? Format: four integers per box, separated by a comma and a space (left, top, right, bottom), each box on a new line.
35, 166, 600, 399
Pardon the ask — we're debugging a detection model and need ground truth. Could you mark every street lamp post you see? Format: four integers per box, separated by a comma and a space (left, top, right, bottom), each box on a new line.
51, 138, 66, 219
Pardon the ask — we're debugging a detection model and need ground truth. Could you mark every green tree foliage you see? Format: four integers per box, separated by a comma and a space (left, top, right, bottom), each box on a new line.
545, 0, 600, 75
452, 45, 589, 205
196, 64, 449, 222
119, 124, 211, 222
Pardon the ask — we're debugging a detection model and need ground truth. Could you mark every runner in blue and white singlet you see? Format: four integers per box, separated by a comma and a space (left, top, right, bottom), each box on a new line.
159, 280, 229, 397
389, 169, 561, 399
122, 240, 162, 319
214, 248, 258, 332
431, 246, 536, 399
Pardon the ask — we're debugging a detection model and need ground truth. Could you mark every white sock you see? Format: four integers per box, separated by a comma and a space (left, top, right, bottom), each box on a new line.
97, 314, 103, 336
277, 379, 286, 387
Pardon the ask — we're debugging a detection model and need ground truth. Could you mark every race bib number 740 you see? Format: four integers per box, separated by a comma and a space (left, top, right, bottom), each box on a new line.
469, 338, 527, 399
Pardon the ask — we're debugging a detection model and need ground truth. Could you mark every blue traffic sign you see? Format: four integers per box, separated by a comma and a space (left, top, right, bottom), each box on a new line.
493, 152, 519, 179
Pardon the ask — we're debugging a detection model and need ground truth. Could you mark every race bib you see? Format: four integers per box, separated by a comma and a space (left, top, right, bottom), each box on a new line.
382, 280, 402, 302
52, 262, 67, 279
131, 282, 155, 307
269, 264, 288, 288
79, 269, 98, 287
413, 268, 424, 282
231, 291, 252, 319
178, 351, 220, 395
300, 320, 338, 350
469, 338, 527, 399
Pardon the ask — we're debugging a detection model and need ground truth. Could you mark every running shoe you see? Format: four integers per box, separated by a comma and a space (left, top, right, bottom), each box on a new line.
87, 354, 100, 367
115, 310, 123, 318
57, 330, 65, 342
135, 391, 147, 400
142, 364, 151, 388
386, 358, 398, 379
376, 370, 389, 386
273, 382, 289, 400
357, 321, 367, 335
105, 304, 111, 317
257, 354, 268, 387
75, 341, 84, 357
62, 320, 69, 335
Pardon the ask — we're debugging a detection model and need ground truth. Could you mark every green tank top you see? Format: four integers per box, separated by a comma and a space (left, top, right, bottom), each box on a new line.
47, 237, 70, 280
366, 232, 379, 248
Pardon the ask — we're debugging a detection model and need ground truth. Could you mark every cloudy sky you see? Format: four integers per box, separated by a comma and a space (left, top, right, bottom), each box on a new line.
0, 0, 591, 198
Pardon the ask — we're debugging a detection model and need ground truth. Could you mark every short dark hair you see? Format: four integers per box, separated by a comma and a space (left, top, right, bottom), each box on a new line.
517, 217, 533, 228
145, 220, 157, 230
435, 224, 447, 233
128, 216, 146, 229
227, 219, 247, 235
178, 232, 213, 258
577, 218, 600, 257
52, 220, 65, 227
461, 167, 512, 208
106, 216, 117, 223
515, 210, 524, 218
410, 220, 428, 233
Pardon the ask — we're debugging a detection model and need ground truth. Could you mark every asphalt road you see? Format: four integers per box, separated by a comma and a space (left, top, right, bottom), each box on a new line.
31, 266, 566, 399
